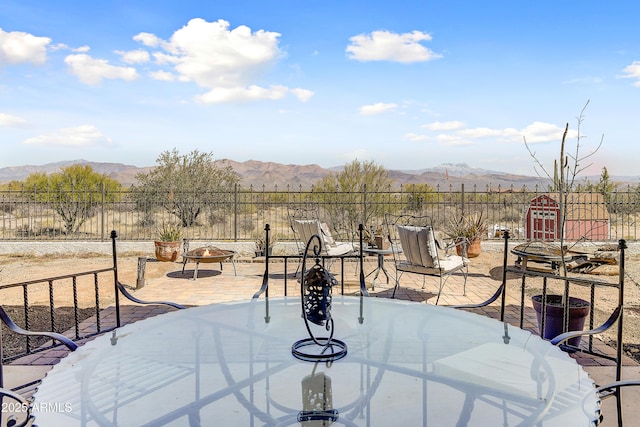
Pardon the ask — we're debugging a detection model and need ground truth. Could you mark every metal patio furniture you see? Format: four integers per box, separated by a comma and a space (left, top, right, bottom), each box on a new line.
387, 214, 469, 304
454, 232, 640, 425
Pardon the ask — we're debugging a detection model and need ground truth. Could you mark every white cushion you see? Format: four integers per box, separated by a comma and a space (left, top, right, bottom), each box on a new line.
397, 225, 435, 268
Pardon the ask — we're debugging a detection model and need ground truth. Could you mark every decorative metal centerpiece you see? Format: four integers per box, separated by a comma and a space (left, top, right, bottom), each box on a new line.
292, 234, 348, 362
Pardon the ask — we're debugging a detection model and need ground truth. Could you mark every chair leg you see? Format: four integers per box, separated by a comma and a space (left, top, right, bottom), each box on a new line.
435, 277, 446, 305
462, 265, 469, 296
391, 271, 402, 298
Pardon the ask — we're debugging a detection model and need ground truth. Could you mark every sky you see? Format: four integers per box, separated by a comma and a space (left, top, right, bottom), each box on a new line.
1, 1, 640, 177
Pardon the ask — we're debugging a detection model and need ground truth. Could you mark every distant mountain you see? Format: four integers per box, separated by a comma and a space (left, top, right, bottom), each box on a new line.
0, 160, 152, 187
215, 159, 332, 189
0, 158, 587, 190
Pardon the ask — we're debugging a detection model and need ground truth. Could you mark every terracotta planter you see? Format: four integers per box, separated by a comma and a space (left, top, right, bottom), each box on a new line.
456, 238, 482, 258
155, 241, 181, 262
374, 235, 389, 250
532, 295, 590, 347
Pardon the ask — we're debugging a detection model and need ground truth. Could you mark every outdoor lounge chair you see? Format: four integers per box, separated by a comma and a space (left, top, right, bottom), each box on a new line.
292, 219, 357, 258
288, 207, 358, 261
387, 214, 469, 304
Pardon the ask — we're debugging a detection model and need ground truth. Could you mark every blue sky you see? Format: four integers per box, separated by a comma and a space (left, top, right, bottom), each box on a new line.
1, 1, 639, 177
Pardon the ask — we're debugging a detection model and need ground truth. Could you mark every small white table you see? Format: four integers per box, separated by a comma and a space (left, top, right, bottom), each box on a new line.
33, 297, 600, 426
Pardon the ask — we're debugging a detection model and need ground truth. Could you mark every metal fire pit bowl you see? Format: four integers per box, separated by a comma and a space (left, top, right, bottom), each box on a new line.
181, 246, 236, 280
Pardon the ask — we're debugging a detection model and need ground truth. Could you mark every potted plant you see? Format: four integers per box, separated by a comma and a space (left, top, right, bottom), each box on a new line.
155, 223, 183, 262
254, 234, 278, 257
444, 211, 487, 258
365, 226, 388, 250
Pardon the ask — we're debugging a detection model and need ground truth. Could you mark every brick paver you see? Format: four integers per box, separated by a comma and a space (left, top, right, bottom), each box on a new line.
10, 256, 636, 374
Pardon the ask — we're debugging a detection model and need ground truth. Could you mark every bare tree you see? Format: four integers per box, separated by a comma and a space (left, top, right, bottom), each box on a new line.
524, 100, 604, 270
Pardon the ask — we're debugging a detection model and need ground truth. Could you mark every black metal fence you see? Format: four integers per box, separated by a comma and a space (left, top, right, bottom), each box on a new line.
1, 184, 638, 242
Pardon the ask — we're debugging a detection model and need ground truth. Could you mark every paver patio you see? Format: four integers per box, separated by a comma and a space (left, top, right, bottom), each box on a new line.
7, 255, 640, 426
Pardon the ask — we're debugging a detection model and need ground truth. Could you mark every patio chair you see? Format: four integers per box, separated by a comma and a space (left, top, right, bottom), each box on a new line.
459, 232, 639, 426
387, 214, 469, 304
288, 207, 358, 269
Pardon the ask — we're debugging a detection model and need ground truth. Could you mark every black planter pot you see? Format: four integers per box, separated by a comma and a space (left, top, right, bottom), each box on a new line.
531, 295, 590, 347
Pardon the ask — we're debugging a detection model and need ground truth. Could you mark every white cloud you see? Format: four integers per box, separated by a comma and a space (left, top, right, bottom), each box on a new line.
50, 43, 68, 51
291, 88, 314, 102
346, 30, 441, 63
436, 134, 472, 145
134, 18, 310, 104
620, 61, 640, 87
23, 125, 111, 147
64, 54, 139, 85
196, 85, 289, 104
0, 28, 50, 65
133, 32, 161, 48
404, 132, 429, 142
520, 121, 577, 143
0, 113, 28, 127
418, 119, 575, 145
153, 52, 179, 65
359, 102, 398, 116
117, 49, 150, 64
149, 70, 176, 81
422, 120, 465, 131
51, 44, 90, 53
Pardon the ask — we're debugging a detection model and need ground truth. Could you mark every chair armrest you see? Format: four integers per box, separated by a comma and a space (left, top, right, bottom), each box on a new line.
597, 380, 640, 399
0, 306, 78, 351
0, 387, 34, 427
116, 281, 185, 310
550, 306, 621, 346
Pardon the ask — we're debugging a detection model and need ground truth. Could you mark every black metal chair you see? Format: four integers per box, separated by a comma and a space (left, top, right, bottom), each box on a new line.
0, 387, 35, 426
459, 232, 639, 426
0, 230, 185, 414
253, 223, 368, 301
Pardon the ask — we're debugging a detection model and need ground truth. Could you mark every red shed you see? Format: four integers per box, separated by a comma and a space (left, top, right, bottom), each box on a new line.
524, 193, 610, 241
525, 195, 560, 240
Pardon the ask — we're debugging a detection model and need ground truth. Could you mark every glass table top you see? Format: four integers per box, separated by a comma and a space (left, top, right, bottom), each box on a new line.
33, 296, 600, 426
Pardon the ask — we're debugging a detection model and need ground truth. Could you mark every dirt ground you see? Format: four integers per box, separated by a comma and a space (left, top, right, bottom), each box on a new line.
1, 250, 640, 362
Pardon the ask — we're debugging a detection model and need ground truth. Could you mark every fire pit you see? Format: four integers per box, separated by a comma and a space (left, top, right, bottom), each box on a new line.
181, 246, 236, 280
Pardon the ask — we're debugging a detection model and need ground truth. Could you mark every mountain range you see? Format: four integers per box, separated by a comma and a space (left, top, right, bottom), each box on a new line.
0, 159, 629, 190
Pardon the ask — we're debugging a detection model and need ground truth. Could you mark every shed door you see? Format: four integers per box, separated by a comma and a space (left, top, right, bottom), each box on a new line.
530, 208, 557, 240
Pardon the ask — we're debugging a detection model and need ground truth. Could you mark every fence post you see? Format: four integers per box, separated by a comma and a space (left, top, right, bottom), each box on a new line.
461, 183, 465, 217
362, 183, 367, 227
234, 183, 238, 242
101, 182, 105, 241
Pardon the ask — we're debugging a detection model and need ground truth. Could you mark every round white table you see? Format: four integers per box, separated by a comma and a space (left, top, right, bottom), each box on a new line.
33, 296, 600, 426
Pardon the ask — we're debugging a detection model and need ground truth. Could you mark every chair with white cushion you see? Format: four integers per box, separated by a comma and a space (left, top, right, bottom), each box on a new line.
288, 207, 358, 258
387, 214, 468, 304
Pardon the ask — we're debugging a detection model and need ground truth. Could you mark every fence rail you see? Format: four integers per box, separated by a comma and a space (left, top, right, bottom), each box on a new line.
1, 184, 638, 242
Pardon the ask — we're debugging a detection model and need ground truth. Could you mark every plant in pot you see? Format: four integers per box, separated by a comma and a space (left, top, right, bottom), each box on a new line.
155, 222, 183, 262
523, 101, 602, 348
366, 226, 388, 250
444, 211, 487, 258
254, 234, 278, 257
